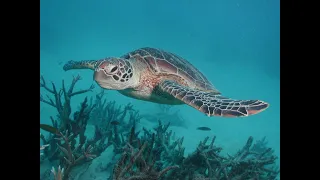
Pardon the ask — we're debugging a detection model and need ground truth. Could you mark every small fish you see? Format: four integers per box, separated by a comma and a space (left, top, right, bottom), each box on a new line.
40, 124, 60, 134
110, 121, 120, 125
197, 127, 211, 131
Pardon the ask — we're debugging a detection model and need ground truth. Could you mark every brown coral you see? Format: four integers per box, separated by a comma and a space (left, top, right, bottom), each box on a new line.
112, 141, 178, 180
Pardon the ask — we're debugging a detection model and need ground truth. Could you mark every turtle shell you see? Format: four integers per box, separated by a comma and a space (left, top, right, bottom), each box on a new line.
121, 47, 220, 94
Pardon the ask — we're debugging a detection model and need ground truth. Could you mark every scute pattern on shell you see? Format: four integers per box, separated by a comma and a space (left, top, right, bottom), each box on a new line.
121, 47, 219, 93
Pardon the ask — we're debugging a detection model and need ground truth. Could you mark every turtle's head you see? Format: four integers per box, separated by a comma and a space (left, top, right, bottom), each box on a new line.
94, 58, 136, 90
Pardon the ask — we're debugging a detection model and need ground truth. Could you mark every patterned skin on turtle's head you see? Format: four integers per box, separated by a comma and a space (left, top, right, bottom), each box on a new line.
94, 57, 135, 90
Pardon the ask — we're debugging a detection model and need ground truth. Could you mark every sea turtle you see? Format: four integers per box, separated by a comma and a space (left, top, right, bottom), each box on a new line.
63, 47, 269, 117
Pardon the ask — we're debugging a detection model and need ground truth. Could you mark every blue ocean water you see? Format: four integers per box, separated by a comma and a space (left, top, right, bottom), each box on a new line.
40, 0, 279, 179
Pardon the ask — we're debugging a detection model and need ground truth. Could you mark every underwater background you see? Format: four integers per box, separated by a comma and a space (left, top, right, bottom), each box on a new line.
40, 0, 280, 179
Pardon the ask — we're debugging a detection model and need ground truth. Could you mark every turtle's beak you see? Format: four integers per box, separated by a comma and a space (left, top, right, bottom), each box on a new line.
94, 69, 111, 89
94, 69, 105, 82
94, 68, 121, 90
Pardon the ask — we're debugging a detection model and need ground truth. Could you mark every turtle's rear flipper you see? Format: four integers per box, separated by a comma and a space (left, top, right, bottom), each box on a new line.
63, 60, 102, 71
159, 80, 269, 117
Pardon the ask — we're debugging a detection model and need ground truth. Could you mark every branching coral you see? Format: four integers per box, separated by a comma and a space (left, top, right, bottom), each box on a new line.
40, 75, 279, 180
85, 90, 142, 156
51, 166, 64, 180
111, 128, 179, 180
88, 90, 138, 130
223, 136, 279, 179
141, 120, 185, 169
112, 121, 279, 180
163, 135, 223, 179
165, 136, 279, 180
40, 76, 146, 179
40, 75, 100, 180
40, 75, 94, 131
40, 75, 96, 160
55, 130, 96, 179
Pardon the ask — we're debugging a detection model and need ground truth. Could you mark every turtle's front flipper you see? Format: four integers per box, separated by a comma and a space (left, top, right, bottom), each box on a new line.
63, 60, 103, 71
159, 80, 269, 117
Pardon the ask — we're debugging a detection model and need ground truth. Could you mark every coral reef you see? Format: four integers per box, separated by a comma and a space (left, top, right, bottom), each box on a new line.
85, 89, 142, 157
165, 135, 279, 179
40, 75, 95, 161
40, 76, 279, 180
88, 89, 139, 130
108, 121, 279, 180
55, 130, 96, 177
110, 127, 179, 180
40, 75, 95, 132
40, 76, 142, 180
141, 120, 185, 169
40, 75, 97, 179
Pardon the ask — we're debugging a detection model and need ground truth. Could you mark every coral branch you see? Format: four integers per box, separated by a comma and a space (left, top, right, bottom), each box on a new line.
40, 75, 94, 131
51, 165, 64, 180
55, 130, 96, 179
112, 139, 178, 180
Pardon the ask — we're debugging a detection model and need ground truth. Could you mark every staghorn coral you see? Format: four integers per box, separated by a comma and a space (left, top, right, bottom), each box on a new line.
51, 166, 64, 180
40, 77, 146, 180
165, 136, 279, 180
40, 75, 94, 131
108, 121, 190, 179
223, 136, 279, 179
40, 118, 61, 161
55, 130, 96, 179
85, 90, 142, 156
141, 120, 185, 169
40, 75, 95, 161
88, 89, 139, 130
110, 121, 279, 180
170, 136, 225, 179
110, 127, 179, 180
40, 96, 95, 161
40, 76, 279, 180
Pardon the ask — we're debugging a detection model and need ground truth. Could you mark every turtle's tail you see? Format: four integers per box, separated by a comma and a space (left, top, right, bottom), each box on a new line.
206, 96, 269, 117
63, 60, 98, 71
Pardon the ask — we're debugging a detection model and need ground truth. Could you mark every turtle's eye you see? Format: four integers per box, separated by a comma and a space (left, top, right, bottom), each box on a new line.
110, 66, 118, 73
